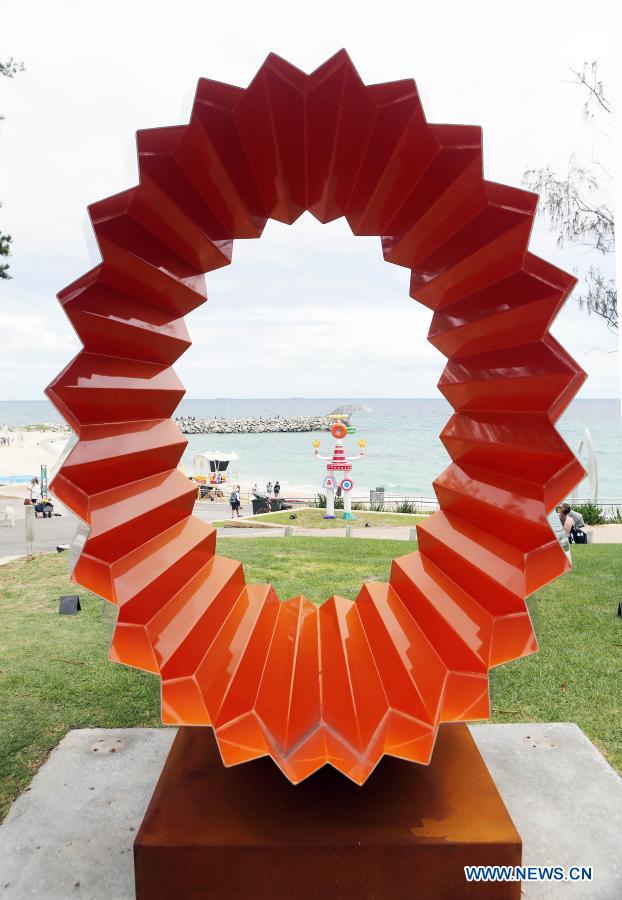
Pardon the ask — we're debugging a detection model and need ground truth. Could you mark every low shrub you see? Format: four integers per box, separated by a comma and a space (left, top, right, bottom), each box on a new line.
394, 499, 417, 514
607, 506, 622, 524
312, 492, 343, 509
573, 502, 605, 526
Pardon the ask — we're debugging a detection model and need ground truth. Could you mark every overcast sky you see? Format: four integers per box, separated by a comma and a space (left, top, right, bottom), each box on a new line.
1, 0, 619, 400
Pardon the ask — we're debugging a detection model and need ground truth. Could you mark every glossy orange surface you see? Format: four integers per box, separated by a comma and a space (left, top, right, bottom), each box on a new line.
47, 51, 586, 785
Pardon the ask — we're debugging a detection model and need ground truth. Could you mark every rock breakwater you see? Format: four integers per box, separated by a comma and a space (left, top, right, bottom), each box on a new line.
175, 415, 334, 434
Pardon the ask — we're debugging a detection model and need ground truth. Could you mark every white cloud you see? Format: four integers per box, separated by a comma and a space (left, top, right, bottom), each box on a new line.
0, 0, 619, 399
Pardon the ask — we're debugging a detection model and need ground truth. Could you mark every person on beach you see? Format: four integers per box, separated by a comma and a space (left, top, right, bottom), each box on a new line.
559, 502, 588, 544
266, 481, 273, 496
27, 477, 39, 504
273, 480, 280, 498
229, 486, 241, 518
251, 482, 258, 497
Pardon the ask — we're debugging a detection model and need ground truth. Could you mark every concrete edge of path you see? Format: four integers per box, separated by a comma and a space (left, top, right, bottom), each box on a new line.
0, 554, 23, 566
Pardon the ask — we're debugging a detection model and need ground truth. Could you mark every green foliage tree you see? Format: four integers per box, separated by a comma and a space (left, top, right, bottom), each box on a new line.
1, 57, 24, 280
524, 61, 616, 331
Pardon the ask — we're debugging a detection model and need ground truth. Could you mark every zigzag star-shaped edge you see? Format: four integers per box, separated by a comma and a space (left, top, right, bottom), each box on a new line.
47, 50, 586, 785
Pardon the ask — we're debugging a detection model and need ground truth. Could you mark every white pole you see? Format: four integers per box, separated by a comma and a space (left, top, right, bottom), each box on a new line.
25, 504, 35, 559
343, 489, 354, 521
325, 484, 336, 519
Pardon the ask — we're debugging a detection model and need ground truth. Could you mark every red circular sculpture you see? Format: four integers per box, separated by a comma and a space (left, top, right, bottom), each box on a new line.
331, 422, 348, 440
47, 51, 585, 785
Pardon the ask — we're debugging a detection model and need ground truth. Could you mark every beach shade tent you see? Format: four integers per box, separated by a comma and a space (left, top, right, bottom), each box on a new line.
193, 450, 239, 483
46, 52, 585, 786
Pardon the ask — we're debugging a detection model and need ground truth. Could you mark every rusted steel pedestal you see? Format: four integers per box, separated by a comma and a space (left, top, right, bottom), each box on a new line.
135, 724, 521, 899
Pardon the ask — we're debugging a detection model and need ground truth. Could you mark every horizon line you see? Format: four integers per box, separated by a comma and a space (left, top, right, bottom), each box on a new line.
0, 396, 619, 403
0, 394, 622, 409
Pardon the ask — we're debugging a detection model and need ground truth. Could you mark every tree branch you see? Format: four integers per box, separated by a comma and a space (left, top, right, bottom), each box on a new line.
569, 62, 611, 115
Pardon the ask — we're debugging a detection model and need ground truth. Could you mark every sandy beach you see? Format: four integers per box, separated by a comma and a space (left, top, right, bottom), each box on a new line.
0, 428, 319, 502
0, 430, 70, 499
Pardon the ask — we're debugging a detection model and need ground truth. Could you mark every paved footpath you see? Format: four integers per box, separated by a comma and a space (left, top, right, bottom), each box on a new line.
216, 524, 416, 540
1, 497, 619, 563
589, 524, 622, 543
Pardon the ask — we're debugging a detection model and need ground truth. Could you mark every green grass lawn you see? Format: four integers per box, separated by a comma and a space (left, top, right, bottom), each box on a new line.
214, 507, 426, 529
0, 540, 620, 822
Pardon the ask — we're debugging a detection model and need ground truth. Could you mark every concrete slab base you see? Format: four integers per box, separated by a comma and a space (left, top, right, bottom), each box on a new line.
470, 723, 622, 898
0, 729, 175, 900
0, 724, 620, 899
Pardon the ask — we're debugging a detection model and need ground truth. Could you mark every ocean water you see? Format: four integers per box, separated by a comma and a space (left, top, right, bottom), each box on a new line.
1, 398, 620, 499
